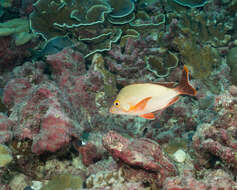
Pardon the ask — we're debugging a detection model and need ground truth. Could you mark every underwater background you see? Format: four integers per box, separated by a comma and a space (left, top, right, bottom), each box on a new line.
0, 0, 237, 189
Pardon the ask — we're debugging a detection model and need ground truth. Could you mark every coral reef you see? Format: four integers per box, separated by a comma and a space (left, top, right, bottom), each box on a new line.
0, 0, 237, 189
29, 0, 165, 58
2, 60, 80, 154
163, 168, 237, 189
105, 37, 178, 82
193, 89, 237, 173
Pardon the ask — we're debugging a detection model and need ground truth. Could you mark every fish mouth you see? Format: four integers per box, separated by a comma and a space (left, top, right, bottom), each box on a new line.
109, 106, 116, 114
109, 105, 129, 115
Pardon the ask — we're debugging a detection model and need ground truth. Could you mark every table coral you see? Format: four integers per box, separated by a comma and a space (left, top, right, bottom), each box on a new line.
172, 0, 208, 8
30, 0, 111, 39
29, 0, 165, 58
108, 0, 135, 20
103, 131, 177, 187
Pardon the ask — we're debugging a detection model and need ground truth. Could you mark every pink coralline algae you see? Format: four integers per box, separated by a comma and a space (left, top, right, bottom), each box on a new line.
0, 114, 14, 144
74, 142, 102, 166
3, 78, 32, 109
102, 131, 177, 186
7, 82, 76, 154
1, 48, 107, 154
163, 169, 237, 190
192, 90, 237, 172
46, 48, 104, 125
2, 60, 80, 154
105, 38, 164, 85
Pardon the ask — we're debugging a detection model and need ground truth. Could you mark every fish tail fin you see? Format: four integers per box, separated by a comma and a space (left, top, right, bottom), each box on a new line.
176, 65, 197, 96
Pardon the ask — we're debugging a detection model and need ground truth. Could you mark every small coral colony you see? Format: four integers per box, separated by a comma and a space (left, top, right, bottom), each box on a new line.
0, 0, 237, 189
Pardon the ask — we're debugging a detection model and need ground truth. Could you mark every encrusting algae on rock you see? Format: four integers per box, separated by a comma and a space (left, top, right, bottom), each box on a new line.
40, 174, 83, 190
0, 144, 12, 167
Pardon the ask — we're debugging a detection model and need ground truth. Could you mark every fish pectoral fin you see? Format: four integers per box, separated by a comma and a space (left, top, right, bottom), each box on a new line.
129, 97, 152, 112
139, 112, 155, 120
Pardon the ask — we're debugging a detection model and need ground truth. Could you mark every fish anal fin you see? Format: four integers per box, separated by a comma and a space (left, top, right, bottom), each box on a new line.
167, 96, 180, 107
129, 97, 152, 112
139, 112, 155, 120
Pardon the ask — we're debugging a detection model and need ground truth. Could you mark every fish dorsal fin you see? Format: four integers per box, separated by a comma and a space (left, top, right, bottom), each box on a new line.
129, 97, 152, 112
139, 112, 155, 120
125, 82, 177, 88
152, 82, 177, 88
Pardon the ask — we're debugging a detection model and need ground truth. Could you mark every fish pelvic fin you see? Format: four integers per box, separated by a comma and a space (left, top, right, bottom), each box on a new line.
129, 97, 152, 112
176, 65, 197, 96
139, 112, 155, 120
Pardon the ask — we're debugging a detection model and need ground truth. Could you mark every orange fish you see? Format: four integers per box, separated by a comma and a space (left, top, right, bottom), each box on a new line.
109, 66, 197, 120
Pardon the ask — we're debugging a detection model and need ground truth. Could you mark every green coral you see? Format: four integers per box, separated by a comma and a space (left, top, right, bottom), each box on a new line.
173, 35, 220, 79
227, 47, 237, 85
92, 53, 117, 98
0, 18, 33, 46
0, 144, 12, 167
40, 174, 83, 190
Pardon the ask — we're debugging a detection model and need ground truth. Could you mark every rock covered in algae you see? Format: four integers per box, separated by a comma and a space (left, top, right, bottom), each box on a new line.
0, 144, 12, 167
40, 174, 83, 190
173, 149, 186, 163
9, 174, 29, 190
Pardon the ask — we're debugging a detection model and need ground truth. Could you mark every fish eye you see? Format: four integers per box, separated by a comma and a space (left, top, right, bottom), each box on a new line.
114, 100, 120, 107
